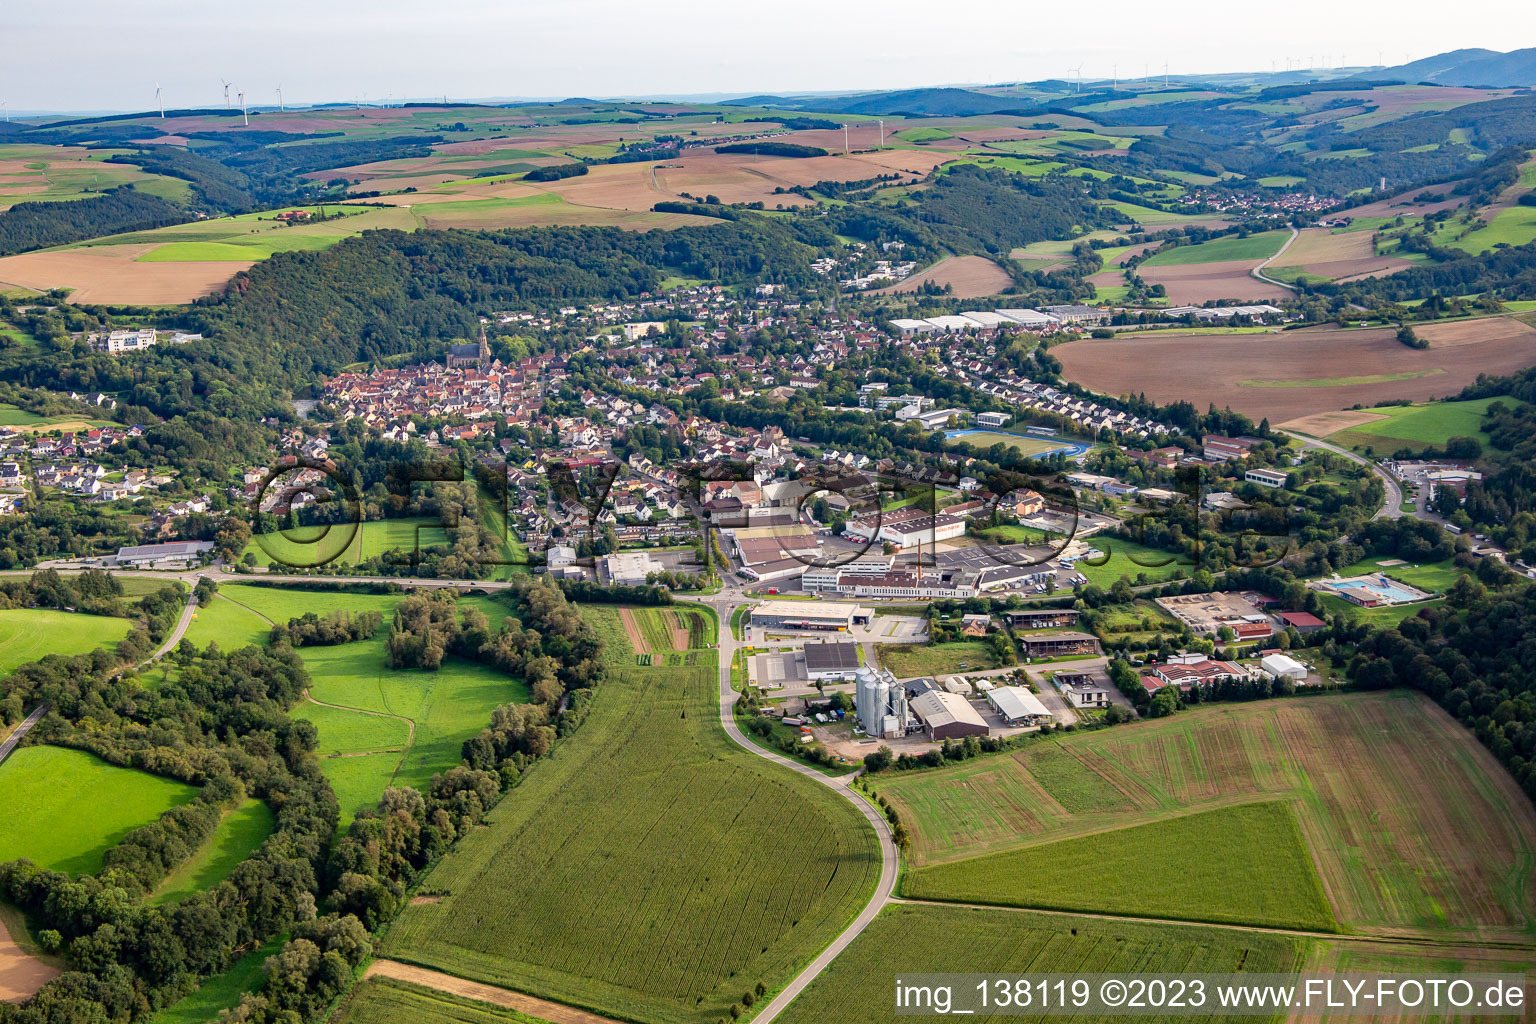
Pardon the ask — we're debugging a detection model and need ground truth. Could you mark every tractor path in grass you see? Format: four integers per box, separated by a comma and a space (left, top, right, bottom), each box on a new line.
890, 898, 1536, 952
362, 960, 628, 1024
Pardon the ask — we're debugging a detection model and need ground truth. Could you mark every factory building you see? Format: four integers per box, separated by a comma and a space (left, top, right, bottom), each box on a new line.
909, 690, 988, 740
599, 551, 663, 587
750, 600, 870, 632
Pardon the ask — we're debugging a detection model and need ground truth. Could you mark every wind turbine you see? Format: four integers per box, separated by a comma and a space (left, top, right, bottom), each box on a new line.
275, 84, 284, 112
1163, 63, 1169, 88
1067, 65, 1082, 93
238, 91, 247, 126
1112, 63, 1118, 89
221, 79, 231, 109
155, 82, 164, 118
877, 118, 884, 148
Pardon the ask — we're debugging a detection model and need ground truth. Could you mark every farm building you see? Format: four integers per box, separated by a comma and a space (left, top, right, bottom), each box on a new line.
1245, 468, 1289, 489
599, 551, 662, 587
751, 600, 868, 632
803, 641, 861, 682
1019, 631, 1100, 658
910, 690, 989, 740
987, 686, 1052, 726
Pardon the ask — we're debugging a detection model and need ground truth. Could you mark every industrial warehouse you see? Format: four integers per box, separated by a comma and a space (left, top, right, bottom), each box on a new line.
750, 600, 871, 632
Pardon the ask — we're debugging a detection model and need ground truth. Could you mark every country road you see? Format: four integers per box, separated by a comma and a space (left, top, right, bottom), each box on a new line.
694, 593, 899, 1023
1279, 429, 1403, 519
1251, 226, 1300, 293
141, 589, 199, 665
0, 703, 50, 769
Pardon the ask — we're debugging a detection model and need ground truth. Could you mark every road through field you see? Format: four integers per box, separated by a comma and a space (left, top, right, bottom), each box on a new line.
1279, 429, 1403, 519
0, 703, 49, 769
142, 586, 198, 665
1251, 226, 1299, 292
695, 594, 899, 1024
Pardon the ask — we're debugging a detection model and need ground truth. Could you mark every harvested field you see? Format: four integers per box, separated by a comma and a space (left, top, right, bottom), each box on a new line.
1277, 409, 1390, 435
0, 245, 251, 304
876, 255, 1011, 298
0, 913, 59, 1005
1417, 315, 1536, 348
876, 691, 1536, 939
1137, 258, 1283, 304
1341, 185, 1465, 220
1055, 320, 1536, 421
1271, 227, 1414, 282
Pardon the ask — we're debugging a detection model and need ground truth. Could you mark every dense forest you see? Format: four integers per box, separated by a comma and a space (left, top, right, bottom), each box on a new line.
0, 187, 189, 256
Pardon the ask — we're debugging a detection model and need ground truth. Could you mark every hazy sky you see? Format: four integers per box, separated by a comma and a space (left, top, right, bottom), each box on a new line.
7, 0, 1535, 112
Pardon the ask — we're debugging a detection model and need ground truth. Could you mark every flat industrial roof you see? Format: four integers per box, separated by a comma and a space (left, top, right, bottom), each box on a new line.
753, 599, 860, 620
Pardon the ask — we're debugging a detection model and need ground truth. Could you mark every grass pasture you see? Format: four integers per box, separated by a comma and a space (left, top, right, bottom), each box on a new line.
383, 605, 881, 1024
242, 516, 449, 569
906, 801, 1337, 931
0, 608, 133, 674
150, 799, 275, 905
146, 934, 286, 1024
1140, 229, 1291, 268
875, 692, 1536, 938
0, 746, 198, 875
1323, 396, 1519, 452
879, 641, 998, 678
774, 902, 1307, 1024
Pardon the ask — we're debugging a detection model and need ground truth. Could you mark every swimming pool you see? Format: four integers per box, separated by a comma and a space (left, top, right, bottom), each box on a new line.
1322, 574, 1425, 604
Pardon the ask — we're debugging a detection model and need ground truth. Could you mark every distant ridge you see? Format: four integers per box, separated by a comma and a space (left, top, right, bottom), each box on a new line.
1352, 47, 1536, 87
726, 87, 1042, 117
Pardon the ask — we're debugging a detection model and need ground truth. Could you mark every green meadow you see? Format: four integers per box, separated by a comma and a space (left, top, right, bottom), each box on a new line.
905, 801, 1338, 931
150, 799, 276, 904
0, 608, 133, 674
0, 746, 198, 874
1325, 396, 1520, 451
1140, 229, 1291, 267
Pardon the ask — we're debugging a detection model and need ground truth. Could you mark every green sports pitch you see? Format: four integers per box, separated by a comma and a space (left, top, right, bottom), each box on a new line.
946, 430, 1089, 457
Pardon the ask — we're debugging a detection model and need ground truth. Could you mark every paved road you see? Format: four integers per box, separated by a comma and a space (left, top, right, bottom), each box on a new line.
694, 593, 899, 1023
1279, 429, 1403, 519
1251, 226, 1300, 293
142, 588, 200, 665
0, 703, 50, 768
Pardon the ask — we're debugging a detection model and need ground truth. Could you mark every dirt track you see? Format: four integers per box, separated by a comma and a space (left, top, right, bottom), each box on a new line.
363, 960, 627, 1024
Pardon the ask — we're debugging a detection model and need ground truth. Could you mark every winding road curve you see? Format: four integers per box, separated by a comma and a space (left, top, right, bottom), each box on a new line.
1278, 429, 1404, 520
1251, 226, 1300, 293
691, 593, 900, 1023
